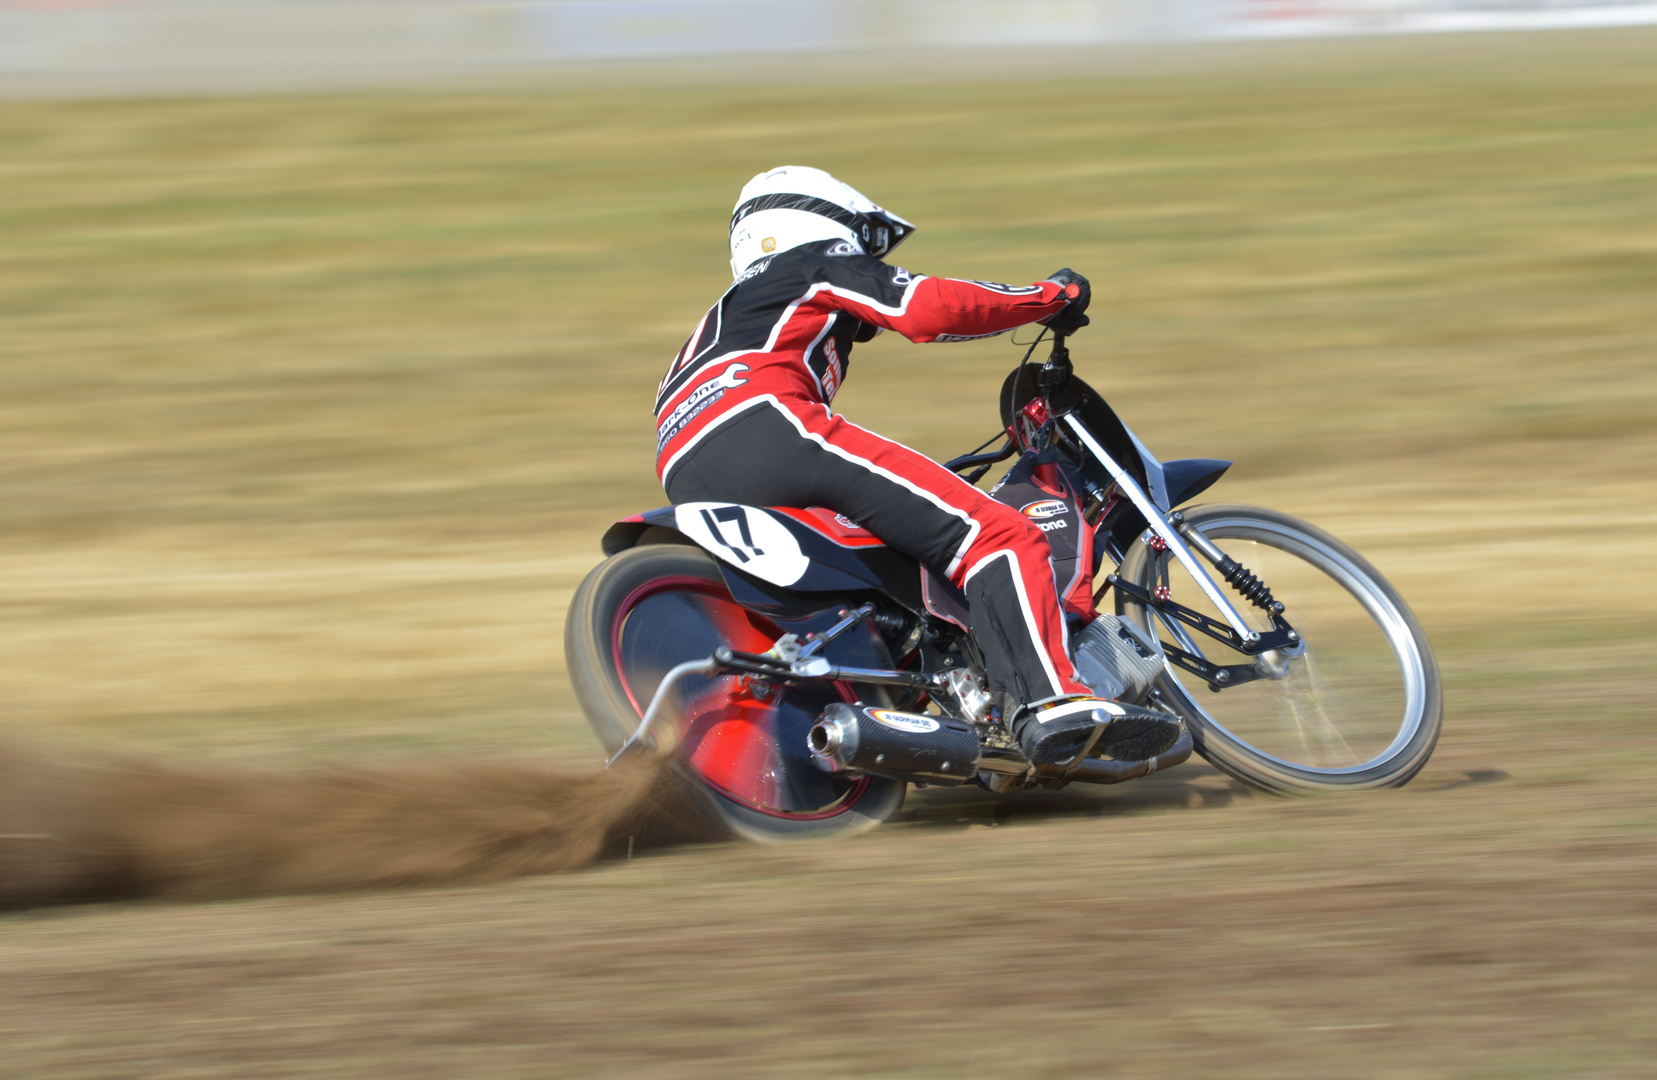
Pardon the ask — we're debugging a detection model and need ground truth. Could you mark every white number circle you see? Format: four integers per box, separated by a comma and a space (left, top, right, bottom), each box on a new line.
674, 503, 810, 587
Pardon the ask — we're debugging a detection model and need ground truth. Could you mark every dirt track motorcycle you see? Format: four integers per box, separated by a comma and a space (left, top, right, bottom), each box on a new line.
566, 331, 1442, 840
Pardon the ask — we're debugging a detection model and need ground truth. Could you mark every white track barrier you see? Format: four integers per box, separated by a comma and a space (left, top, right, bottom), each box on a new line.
4, 0, 1657, 94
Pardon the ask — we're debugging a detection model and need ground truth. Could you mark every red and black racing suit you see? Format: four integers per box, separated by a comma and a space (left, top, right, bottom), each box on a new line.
655, 240, 1093, 707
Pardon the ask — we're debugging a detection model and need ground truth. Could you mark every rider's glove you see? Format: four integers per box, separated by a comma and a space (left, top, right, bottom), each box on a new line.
1042, 268, 1091, 333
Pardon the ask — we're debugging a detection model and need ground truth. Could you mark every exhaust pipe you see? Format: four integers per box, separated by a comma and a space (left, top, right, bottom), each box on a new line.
808, 703, 980, 786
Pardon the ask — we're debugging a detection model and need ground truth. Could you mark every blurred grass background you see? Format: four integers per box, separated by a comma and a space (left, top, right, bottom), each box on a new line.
3, 26, 1657, 1080
3, 30, 1653, 766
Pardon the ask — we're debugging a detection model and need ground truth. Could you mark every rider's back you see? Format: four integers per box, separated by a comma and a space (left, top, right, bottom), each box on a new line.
653, 239, 1056, 479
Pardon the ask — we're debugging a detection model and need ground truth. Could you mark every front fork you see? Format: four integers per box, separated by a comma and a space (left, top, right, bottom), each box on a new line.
1110, 512, 1306, 694
1061, 414, 1266, 645
1111, 566, 1303, 694
1053, 413, 1307, 683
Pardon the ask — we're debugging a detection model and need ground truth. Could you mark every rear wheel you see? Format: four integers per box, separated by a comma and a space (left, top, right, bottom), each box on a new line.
565, 542, 905, 840
1116, 504, 1442, 793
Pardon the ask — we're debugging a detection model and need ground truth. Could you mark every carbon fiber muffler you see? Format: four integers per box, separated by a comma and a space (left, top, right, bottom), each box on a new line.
807, 703, 980, 786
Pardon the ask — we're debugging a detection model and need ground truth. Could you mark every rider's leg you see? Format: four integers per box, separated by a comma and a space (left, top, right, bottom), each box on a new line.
663, 397, 1179, 764
662, 397, 1089, 698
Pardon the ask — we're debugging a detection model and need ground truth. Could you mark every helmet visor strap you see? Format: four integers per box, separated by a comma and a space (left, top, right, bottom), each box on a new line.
730, 193, 862, 234
729, 193, 915, 260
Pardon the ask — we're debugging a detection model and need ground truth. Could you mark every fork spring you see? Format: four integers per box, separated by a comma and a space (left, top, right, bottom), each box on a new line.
1222, 561, 1275, 610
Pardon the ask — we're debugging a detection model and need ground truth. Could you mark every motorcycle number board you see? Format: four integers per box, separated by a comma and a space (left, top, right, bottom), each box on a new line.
674, 503, 811, 586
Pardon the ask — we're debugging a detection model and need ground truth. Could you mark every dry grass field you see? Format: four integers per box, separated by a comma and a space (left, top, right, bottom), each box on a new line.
2, 29, 1655, 1078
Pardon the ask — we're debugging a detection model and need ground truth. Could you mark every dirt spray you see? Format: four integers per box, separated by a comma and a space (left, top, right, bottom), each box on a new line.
0, 738, 701, 906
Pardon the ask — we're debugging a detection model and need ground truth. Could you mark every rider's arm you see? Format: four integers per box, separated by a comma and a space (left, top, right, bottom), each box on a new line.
799, 251, 1070, 343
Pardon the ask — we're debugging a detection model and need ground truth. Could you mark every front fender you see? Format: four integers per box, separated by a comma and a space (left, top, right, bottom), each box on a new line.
1098, 458, 1232, 560
1164, 458, 1231, 510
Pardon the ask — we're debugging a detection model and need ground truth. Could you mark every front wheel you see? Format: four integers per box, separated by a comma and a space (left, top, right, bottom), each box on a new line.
564, 542, 905, 841
1116, 504, 1442, 793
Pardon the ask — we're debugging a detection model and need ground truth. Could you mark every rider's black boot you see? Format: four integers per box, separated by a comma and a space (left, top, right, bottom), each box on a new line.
1013, 697, 1182, 767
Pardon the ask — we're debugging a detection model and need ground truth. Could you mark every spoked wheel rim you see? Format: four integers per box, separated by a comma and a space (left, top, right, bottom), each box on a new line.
1128, 513, 1434, 778
610, 576, 871, 820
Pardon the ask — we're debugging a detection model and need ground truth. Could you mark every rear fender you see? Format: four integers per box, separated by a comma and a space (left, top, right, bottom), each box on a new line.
602, 504, 924, 615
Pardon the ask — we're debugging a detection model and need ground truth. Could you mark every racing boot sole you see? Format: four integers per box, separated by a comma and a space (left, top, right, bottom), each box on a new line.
1015, 698, 1182, 767
1093, 703, 1183, 762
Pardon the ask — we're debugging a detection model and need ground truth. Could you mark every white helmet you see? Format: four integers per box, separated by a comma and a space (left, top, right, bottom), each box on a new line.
728, 166, 916, 279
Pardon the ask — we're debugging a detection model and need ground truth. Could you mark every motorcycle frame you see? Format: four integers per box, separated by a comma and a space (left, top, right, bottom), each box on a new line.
605, 338, 1280, 782
606, 425, 1253, 773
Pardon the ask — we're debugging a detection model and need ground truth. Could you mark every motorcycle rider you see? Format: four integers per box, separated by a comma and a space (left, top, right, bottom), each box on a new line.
655, 166, 1179, 767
